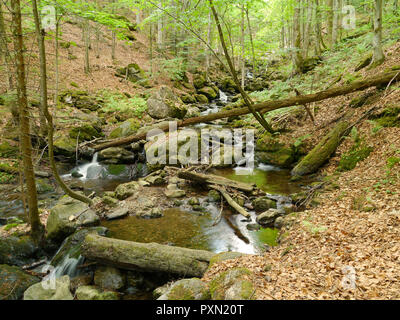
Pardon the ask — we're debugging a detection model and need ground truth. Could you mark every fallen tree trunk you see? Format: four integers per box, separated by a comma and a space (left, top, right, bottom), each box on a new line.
210, 185, 250, 219
81, 234, 214, 277
291, 119, 351, 176
178, 170, 255, 193
92, 70, 400, 152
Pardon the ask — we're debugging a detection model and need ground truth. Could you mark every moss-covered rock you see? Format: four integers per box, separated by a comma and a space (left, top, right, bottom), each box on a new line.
209, 268, 256, 300
252, 197, 277, 212
94, 266, 125, 291
54, 135, 77, 158
181, 94, 197, 104
108, 118, 141, 139
209, 252, 245, 267
207, 190, 221, 202
98, 147, 135, 164
147, 86, 187, 119
24, 275, 74, 300
195, 94, 209, 104
0, 140, 18, 157
220, 77, 238, 94
256, 148, 296, 168
338, 144, 373, 171
197, 86, 218, 101
158, 278, 210, 300
58, 90, 102, 111
69, 124, 103, 142
75, 285, 120, 300
0, 264, 40, 300
46, 196, 100, 242
114, 181, 141, 200
193, 75, 206, 89
115, 63, 146, 84
0, 236, 38, 266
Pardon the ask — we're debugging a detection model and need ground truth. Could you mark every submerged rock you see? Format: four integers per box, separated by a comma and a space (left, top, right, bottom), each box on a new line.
23, 275, 73, 300
158, 278, 210, 300
75, 285, 119, 300
46, 196, 100, 242
0, 264, 40, 300
207, 190, 221, 202
94, 266, 125, 291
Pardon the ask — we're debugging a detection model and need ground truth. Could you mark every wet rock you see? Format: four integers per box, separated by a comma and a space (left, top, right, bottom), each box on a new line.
207, 190, 221, 202
102, 195, 118, 207
252, 197, 277, 212
153, 282, 171, 299
114, 181, 140, 200
195, 94, 209, 104
246, 223, 261, 231
69, 123, 103, 142
54, 135, 76, 159
108, 118, 141, 139
46, 196, 100, 242
106, 208, 129, 220
147, 86, 187, 119
94, 266, 125, 291
158, 278, 210, 300
185, 106, 201, 118
0, 264, 40, 300
23, 275, 73, 300
219, 77, 238, 94
98, 147, 135, 164
209, 268, 256, 300
0, 236, 38, 266
181, 94, 197, 104
76, 285, 119, 300
188, 197, 200, 206
193, 75, 206, 89
256, 209, 283, 227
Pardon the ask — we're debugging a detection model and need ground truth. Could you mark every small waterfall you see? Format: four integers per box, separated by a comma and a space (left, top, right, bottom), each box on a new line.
51, 254, 84, 279
68, 152, 106, 180
219, 90, 228, 103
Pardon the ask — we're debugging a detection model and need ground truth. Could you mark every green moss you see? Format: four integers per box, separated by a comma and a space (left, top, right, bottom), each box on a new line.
0, 141, 18, 157
167, 283, 195, 300
240, 280, 254, 299
109, 118, 140, 139
256, 228, 279, 247
338, 144, 373, 171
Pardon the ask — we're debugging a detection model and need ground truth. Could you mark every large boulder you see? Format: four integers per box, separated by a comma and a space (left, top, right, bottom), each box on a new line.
0, 236, 38, 266
58, 90, 102, 111
193, 75, 206, 89
256, 209, 283, 227
158, 278, 210, 300
0, 264, 40, 300
209, 268, 256, 300
46, 196, 100, 242
146, 86, 187, 119
54, 134, 76, 159
115, 63, 148, 85
75, 285, 119, 300
23, 275, 73, 300
197, 86, 218, 101
98, 147, 135, 164
108, 118, 141, 139
94, 266, 125, 291
69, 123, 104, 143
114, 181, 141, 200
220, 77, 238, 94
252, 197, 277, 212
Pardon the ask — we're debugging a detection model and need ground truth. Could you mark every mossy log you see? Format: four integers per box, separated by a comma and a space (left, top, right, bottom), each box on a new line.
291, 120, 351, 176
81, 234, 215, 277
91, 70, 400, 152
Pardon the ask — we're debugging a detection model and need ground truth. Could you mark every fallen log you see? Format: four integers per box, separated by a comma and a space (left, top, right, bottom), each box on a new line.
291, 119, 351, 176
210, 185, 250, 219
81, 234, 214, 277
178, 170, 255, 193
92, 70, 400, 152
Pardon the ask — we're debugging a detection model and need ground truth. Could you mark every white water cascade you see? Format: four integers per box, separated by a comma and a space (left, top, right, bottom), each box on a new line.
65, 152, 106, 180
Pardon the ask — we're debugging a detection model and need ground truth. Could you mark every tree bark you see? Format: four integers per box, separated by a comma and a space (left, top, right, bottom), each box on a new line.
0, 1, 14, 91
372, 0, 385, 66
82, 234, 214, 277
91, 70, 400, 152
11, 0, 43, 243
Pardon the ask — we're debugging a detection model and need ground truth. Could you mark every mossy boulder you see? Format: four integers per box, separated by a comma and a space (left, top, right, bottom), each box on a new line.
158, 278, 210, 300
54, 135, 77, 158
98, 147, 135, 164
193, 75, 206, 89
46, 196, 100, 242
69, 124, 103, 142
181, 94, 197, 104
219, 77, 238, 94
108, 118, 141, 139
147, 86, 187, 119
207, 190, 221, 202
0, 140, 18, 157
58, 90, 102, 111
195, 94, 209, 104
114, 181, 141, 200
0, 264, 40, 300
197, 86, 218, 101
252, 197, 277, 212
256, 148, 296, 168
75, 285, 119, 300
0, 236, 38, 266
115, 63, 146, 83
209, 268, 256, 300
23, 275, 73, 300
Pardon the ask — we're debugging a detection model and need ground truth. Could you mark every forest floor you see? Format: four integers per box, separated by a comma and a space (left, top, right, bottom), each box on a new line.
203, 43, 400, 300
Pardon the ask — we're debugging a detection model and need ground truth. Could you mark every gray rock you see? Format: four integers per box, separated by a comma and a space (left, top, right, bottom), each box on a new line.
46, 196, 100, 242
158, 278, 210, 300
256, 209, 283, 227
114, 181, 140, 200
209, 268, 255, 300
106, 208, 129, 220
140, 208, 163, 219
102, 195, 118, 207
246, 223, 261, 231
188, 197, 200, 206
23, 275, 73, 300
252, 197, 277, 212
98, 147, 135, 164
0, 264, 40, 300
164, 189, 186, 198
94, 266, 125, 291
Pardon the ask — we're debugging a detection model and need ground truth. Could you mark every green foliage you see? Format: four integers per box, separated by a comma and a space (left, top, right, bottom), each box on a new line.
159, 58, 187, 82
101, 91, 147, 119
338, 139, 373, 172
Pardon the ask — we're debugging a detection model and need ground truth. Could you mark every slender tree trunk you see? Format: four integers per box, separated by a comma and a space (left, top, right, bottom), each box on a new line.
246, 6, 257, 74
0, 1, 14, 91
205, 10, 212, 78
332, 0, 339, 46
293, 5, 304, 74
157, 1, 163, 50
84, 19, 90, 73
327, 0, 333, 46
12, 0, 43, 243
372, 0, 385, 66
240, 4, 245, 88
54, 16, 60, 105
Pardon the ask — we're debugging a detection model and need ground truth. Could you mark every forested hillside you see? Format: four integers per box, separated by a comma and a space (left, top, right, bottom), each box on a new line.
0, 0, 399, 301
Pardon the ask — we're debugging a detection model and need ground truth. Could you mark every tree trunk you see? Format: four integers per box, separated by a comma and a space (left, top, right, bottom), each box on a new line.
240, 4, 245, 88
327, 0, 333, 46
0, 1, 14, 91
245, 6, 256, 74
293, 6, 304, 74
291, 119, 351, 176
332, 0, 339, 46
84, 19, 90, 74
372, 0, 385, 66
82, 234, 215, 277
12, 0, 43, 243
91, 70, 400, 152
